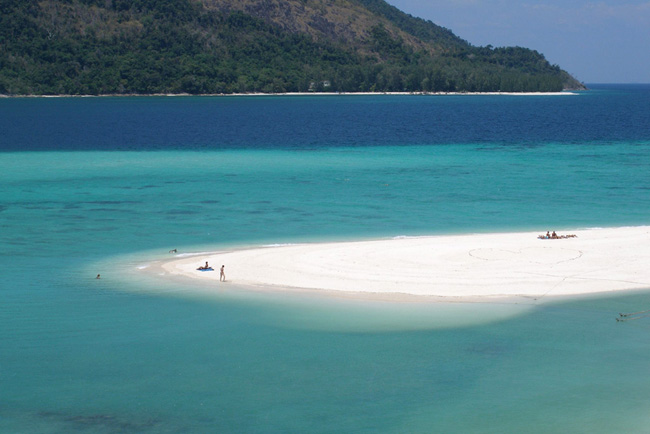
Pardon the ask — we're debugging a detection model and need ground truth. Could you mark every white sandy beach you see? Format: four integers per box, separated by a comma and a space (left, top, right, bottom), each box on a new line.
159, 226, 650, 301
4, 91, 577, 98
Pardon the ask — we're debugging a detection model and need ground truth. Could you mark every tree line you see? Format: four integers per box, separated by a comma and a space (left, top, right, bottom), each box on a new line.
0, 0, 573, 95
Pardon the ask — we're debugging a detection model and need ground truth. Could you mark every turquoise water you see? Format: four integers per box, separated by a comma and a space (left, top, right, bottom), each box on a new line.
2, 85, 650, 432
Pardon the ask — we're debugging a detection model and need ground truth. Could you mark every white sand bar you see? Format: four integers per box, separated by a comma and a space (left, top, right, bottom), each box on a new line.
161, 227, 650, 300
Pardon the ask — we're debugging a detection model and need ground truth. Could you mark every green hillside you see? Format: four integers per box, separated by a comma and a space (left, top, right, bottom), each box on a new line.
0, 0, 585, 95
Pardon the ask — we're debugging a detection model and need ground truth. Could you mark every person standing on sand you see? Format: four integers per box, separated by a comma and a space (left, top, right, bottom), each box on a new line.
220, 265, 226, 282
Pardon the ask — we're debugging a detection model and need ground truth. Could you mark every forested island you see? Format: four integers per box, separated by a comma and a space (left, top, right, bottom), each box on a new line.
0, 0, 585, 95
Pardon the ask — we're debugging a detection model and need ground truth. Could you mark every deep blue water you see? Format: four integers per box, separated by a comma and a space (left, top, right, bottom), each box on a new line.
2, 85, 649, 152
1, 84, 650, 433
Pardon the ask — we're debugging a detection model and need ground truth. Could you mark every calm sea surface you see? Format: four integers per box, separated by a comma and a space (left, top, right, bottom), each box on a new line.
1, 84, 650, 433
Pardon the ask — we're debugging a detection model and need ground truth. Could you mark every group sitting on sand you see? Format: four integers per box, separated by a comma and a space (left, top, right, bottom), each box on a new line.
538, 230, 577, 240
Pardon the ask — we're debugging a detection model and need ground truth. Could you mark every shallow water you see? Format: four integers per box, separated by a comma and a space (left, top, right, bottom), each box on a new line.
2, 85, 650, 432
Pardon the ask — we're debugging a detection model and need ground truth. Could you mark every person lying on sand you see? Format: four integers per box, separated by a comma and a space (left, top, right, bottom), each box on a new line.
197, 261, 213, 270
537, 232, 577, 240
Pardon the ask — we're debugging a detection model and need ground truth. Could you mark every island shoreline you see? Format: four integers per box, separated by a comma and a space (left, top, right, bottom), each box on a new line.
0, 91, 579, 98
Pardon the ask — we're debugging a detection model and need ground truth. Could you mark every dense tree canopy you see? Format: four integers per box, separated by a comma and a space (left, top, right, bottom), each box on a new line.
0, 0, 581, 95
